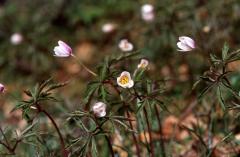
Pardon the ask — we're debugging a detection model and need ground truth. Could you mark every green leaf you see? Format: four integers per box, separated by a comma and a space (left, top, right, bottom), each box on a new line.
100, 85, 108, 102
210, 53, 221, 64
134, 69, 146, 81
192, 79, 201, 90
216, 85, 226, 111
84, 82, 100, 103
198, 83, 216, 99
91, 137, 98, 157
222, 42, 229, 61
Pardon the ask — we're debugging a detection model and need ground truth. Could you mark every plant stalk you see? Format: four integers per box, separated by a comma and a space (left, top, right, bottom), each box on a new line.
143, 107, 155, 157
72, 55, 97, 76
154, 105, 166, 157
36, 105, 68, 157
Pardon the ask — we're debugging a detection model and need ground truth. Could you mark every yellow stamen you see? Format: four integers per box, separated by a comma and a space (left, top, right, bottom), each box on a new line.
119, 75, 129, 85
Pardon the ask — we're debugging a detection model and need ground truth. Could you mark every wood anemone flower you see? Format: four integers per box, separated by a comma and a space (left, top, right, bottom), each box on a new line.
117, 71, 134, 88
53, 40, 73, 57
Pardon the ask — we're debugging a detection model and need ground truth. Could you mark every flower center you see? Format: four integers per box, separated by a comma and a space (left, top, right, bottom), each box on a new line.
140, 63, 146, 68
123, 41, 128, 48
120, 75, 129, 85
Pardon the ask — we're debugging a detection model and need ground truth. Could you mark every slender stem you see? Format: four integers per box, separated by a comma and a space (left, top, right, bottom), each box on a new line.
0, 127, 21, 154
105, 81, 141, 157
143, 107, 154, 157
36, 105, 68, 157
0, 141, 11, 152
72, 55, 97, 77
0, 127, 10, 148
154, 105, 166, 157
104, 135, 115, 157
133, 88, 154, 156
126, 110, 141, 157
94, 117, 114, 157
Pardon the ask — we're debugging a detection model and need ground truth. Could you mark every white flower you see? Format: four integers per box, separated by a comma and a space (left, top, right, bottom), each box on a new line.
0, 83, 5, 93
138, 59, 149, 69
118, 39, 133, 52
117, 71, 134, 88
141, 4, 155, 22
177, 36, 196, 52
53, 40, 72, 57
142, 13, 155, 22
92, 102, 107, 117
10, 33, 23, 45
142, 4, 154, 14
102, 23, 116, 33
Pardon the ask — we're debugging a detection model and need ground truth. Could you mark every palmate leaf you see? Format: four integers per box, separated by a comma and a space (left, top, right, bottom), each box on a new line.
45, 81, 68, 93
210, 53, 221, 65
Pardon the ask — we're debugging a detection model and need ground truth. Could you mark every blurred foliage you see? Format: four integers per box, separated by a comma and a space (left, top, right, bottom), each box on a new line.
1, 0, 240, 156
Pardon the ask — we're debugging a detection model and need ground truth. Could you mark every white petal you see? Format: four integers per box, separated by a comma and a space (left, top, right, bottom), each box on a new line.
58, 40, 72, 53
99, 111, 106, 117
141, 4, 154, 14
54, 46, 70, 57
177, 42, 192, 51
179, 36, 195, 49
127, 80, 134, 88
119, 39, 134, 51
142, 13, 155, 22
120, 71, 131, 78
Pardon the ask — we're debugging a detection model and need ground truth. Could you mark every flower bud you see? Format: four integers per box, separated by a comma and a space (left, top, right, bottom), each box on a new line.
141, 4, 155, 22
10, 33, 23, 45
102, 23, 116, 33
0, 83, 5, 93
92, 102, 107, 118
53, 40, 73, 57
177, 36, 195, 52
138, 59, 149, 69
118, 39, 133, 52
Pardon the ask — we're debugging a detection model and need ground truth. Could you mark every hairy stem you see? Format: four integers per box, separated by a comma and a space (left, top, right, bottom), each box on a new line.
37, 105, 68, 157
104, 135, 115, 157
94, 117, 114, 157
126, 110, 141, 157
105, 80, 141, 157
72, 55, 97, 77
154, 105, 166, 157
143, 107, 154, 157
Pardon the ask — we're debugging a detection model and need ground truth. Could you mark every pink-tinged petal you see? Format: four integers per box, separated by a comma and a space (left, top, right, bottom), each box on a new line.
179, 36, 195, 49
0, 83, 5, 93
54, 47, 69, 57
92, 102, 107, 117
58, 40, 72, 54
119, 39, 134, 52
177, 42, 192, 51
120, 71, 131, 79
141, 4, 154, 14
128, 80, 134, 88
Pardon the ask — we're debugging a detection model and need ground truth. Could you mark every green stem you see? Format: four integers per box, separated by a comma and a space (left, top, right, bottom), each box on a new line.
36, 105, 68, 157
143, 107, 154, 157
154, 105, 166, 157
72, 55, 97, 77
